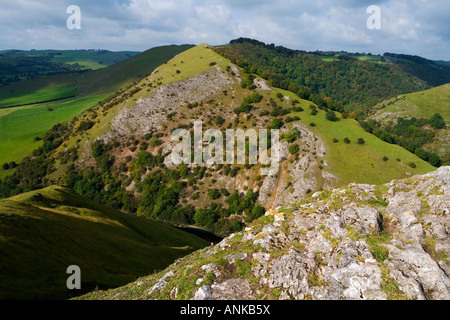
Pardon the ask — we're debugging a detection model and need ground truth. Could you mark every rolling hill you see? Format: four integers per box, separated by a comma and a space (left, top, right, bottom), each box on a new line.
0, 185, 209, 300
0, 49, 140, 87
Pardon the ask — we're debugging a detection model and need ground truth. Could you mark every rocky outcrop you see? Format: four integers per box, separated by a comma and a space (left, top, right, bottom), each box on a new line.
81, 167, 450, 301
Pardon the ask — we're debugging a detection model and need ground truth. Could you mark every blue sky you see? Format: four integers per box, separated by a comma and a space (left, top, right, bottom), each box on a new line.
0, 0, 448, 60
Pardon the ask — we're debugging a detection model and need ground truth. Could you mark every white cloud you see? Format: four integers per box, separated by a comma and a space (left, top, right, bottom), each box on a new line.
0, 0, 448, 60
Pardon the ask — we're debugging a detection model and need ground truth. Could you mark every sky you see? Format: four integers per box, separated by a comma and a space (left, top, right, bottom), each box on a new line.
0, 0, 448, 60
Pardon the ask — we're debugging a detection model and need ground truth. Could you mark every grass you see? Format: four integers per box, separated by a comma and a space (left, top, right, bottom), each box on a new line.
0, 86, 77, 108
277, 88, 435, 186
371, 83, 450, 163
0, 96, 107, 178
0, 185, 209, 300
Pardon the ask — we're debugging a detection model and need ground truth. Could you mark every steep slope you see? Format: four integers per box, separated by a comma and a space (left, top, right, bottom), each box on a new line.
367, 84, 450, 164
79, 166, 450, 301
1, 44, 435, 237
0, 185, 208, 300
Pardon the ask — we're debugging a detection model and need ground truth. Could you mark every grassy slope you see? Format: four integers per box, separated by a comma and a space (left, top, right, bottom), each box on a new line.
0, 185, 208, 300
370, 83, 450, 163
275, 88, 435, 186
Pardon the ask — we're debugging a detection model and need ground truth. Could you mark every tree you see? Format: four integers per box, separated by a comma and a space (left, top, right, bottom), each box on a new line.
250, 205, 265, 221
2, 163, 9, 170
270, 118, 284, 130
326, 110, 339, 122
208, 188, 221, 200
430, 113, 445, 130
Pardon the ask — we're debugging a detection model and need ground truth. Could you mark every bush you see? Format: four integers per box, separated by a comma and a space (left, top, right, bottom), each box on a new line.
270, 118, 284, 130
409, 162, 417, 168
383, 156, 389, 162
344, 138, 351, 144
430, 113, 445, 130
326, 111, 339, 122
289, 144, 300, 155
358, 138, 365, 145
2, 163, 10, 170
208, 189, 221, 200
250, 205, 266, 221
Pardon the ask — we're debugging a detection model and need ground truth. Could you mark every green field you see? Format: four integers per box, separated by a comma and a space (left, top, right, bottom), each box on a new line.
0, 86, 77, 108
0, 96, 107, 178
0, 185, 208, 299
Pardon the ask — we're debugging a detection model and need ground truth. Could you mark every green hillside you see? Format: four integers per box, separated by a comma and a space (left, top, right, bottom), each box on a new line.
368, 84, 449, 164
0, 185, 209, 300
0, 44, 195, 103
0, 49, 139, 86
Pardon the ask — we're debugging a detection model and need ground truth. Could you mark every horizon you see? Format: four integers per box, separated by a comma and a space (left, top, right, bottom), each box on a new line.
2, 42, 449, 63
0, 0, 448, 61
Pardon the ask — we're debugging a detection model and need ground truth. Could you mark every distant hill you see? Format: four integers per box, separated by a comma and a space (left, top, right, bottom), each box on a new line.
215, 38, 450, 115
0, 44, 195, 107
0, 185, 208, 299
0, 49, 140, 86
366, 84, 450, 164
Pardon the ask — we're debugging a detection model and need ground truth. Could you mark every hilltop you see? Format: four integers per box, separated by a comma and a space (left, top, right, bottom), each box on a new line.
79, 167, 450, 300
0, 185, 208, 299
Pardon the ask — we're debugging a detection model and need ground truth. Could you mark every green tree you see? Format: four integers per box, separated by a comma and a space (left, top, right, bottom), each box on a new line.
289, 144, 300, 154
430, 113, 445, 130
326, 110, 339, 122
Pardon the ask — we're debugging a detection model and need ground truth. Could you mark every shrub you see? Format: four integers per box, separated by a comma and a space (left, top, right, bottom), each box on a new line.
344, 138, 351, 144
430, 113, 445, 130
270, 118, 284, 130
383, 156, 389, 162
409, 162, 417, 168
289, 144, 300, 155
208, 189, 221, 200
2, 163, 10, 170
358, 138, 365, 145
326, 111, 339, 122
